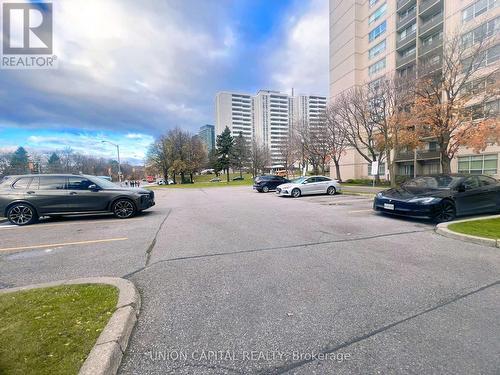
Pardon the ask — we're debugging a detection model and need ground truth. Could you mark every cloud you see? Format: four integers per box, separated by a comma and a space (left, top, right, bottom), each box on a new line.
0, 0, 242, 135
267, 0, 329, 96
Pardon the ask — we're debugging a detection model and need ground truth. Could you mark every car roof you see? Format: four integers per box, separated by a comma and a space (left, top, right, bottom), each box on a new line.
5, 174, 97, 178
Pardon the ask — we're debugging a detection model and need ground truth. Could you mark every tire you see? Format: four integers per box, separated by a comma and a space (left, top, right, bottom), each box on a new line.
327, 186, 336, 195
112, 199, 136, 219
291, 188, 301, 198
434, 200, 456, 223
262, 186, 269, 193
7, 203, 38, 226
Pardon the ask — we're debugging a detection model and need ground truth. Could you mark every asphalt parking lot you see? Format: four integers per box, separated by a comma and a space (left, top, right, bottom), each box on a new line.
1, 186, 499, 374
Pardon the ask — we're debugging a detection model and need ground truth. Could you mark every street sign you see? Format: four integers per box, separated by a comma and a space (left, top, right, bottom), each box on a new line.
371, 161, 379, 175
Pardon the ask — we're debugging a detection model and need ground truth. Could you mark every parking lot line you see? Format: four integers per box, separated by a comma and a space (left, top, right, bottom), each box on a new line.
348, 209, 374, 213
0, 218, 143, 230
0, 237, 128, 252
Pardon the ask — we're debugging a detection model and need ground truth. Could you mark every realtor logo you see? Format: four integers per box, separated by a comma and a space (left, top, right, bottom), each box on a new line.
1, 2, 56, 69
3, 2, 52, 54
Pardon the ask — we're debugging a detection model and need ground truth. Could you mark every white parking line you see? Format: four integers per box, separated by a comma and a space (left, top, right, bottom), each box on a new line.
0, 218, 143, 230
0, 237, 129, 252
348, 209, 374, 213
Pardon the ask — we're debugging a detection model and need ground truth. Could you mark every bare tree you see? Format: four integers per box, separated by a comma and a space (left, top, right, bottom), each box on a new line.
411, 31, 500, 173
336, 85, 383, 181
250, 140, 269, 177
323, 103, 348, 181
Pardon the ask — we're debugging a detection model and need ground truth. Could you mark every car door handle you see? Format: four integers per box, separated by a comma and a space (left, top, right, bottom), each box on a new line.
69, 192, 78, 195
26, 191, 35, 194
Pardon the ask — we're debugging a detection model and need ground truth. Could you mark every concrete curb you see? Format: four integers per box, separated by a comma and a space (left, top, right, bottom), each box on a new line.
341, 190, 376, 198
0, 277, 140, 375
435, 214, 500, 249
0, 217, 7, 224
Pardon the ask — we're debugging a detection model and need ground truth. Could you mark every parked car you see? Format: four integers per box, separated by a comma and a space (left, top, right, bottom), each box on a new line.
253, 175, 290, 193
276, 176, 341, 197
210, 177, 222, 183
232, 176, 244, 181
373, 174, 500, 222
156, 178, 174, 185
0, 174, 155, 225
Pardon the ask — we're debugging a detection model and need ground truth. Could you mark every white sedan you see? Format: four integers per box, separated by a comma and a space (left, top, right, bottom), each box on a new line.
276, 176, 341, 198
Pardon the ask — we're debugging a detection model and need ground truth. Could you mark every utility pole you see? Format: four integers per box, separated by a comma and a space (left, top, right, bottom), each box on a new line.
101, 140, 122, 182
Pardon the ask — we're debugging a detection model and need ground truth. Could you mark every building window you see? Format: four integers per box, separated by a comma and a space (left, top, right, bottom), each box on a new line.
369, 3, 387, 25
422, 31, 443, 47
401, 45, 416, 57
369, 58, 386, 75
399, 22, 416, 41
369, 0, 380, 7
369, 21, 387, 42
399, 4, 416, 20
369, 39, 386, 59
369, 162, 386, 176
462, 0, 498, 22
458, 154, 498, 174
462, 17, 500, 48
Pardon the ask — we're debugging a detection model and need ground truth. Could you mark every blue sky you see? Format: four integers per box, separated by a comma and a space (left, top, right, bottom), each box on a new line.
0, 0, 328, 164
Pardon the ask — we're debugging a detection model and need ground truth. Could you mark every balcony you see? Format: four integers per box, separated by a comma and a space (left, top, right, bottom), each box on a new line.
395, 151, 415, 161
419, 0, 443, 18
394, 150, 441, 161
397, 9, 416, 31
419, 36, 443, 56
396, 31, 416, 50
396, 51, 416, 68
397, 0, 416, 12
419, 13, 443, 38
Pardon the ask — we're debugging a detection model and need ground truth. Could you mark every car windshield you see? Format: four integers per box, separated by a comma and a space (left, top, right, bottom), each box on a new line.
89, 176, 121, 189
402, 176, 462, 189
291, 177, 306, 184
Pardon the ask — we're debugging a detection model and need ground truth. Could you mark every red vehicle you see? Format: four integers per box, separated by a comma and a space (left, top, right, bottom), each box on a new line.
146, 176, 155, 183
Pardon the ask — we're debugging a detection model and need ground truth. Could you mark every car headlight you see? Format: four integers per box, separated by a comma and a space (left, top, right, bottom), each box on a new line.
408, 197, 440, 204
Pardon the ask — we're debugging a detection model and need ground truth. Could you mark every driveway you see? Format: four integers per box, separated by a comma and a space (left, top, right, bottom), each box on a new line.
0, 187, 499, 374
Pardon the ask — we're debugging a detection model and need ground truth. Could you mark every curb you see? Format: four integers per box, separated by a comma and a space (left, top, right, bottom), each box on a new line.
0, 217, 7, 224
0, 277, 140, 375
435, 214, 500, 249
341, 190, 376, 198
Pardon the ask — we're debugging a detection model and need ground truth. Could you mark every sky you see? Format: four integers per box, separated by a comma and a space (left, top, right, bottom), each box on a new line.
0, 0, 329, 164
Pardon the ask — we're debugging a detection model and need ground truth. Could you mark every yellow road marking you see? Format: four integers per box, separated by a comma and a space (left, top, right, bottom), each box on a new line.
0, 218, 143, 230
0, 237, 128, 252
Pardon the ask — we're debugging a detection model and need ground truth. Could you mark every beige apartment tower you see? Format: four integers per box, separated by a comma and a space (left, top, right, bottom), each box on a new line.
329, 0, 499, 180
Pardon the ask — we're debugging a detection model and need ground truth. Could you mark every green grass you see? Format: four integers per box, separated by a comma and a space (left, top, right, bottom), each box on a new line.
0, 284, 118, 375
448, 218, 500, 240
151, 172, 254, 189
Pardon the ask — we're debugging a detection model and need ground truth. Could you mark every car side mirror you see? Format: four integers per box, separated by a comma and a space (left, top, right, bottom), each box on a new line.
88, 184, 99, 191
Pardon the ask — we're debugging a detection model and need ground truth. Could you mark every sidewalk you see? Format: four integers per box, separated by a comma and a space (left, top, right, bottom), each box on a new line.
340, 185, 387, 194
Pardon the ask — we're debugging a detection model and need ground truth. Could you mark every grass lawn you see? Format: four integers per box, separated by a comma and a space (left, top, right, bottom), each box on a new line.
448, 218, 500, 240
151, 172, 254, 189
0, 284, 118, 375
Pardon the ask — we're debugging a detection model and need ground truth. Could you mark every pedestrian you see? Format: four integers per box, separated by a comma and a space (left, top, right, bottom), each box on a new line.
136, 180, 140, 187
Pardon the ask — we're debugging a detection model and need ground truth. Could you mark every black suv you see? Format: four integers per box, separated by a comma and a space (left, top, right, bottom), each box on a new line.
0, 174, 155, 225
253, 175, 290, 193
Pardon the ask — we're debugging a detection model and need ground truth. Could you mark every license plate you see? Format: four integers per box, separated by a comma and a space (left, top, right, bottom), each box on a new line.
384, 203, 395, 210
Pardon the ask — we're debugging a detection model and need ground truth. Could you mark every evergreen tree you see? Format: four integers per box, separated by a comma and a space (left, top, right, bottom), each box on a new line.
47, 152, 62, 173
9, 146, 29, 174
215, 126, 234, 182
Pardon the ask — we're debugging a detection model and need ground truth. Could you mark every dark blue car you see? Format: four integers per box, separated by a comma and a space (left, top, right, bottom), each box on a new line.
253, 175, 290, 193
373, 174, 500, 222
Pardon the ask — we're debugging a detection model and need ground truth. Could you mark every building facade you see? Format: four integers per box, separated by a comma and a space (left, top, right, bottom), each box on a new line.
199, 124, 215, 154
329, 0, 499, 180
215, 92, 253, 143
215, 90, 327, 165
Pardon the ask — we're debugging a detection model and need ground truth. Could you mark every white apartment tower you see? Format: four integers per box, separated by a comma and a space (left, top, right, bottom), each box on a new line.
215, 90, 328, 165
329, 0, 500, 180
215, 92, 253, 142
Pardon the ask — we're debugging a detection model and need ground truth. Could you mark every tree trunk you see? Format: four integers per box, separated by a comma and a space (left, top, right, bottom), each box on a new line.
190, 173, 193, 183
441, 152, 451, 174
226, 168, 230, 182
172, 173, 176, 184
180, 172, 185, 184
239, 168, 243, 178
333, 158, 342, 182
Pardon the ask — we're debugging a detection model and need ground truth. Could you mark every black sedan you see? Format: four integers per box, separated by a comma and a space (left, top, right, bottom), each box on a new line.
373, 174, 500, 222
253, 175, 290, 193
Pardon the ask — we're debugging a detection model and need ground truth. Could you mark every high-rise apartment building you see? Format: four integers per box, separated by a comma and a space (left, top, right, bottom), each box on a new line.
199, 124, 215, 154
215, 90, 327, 166
329, 0, 499, 179
215, 92, 253, 143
